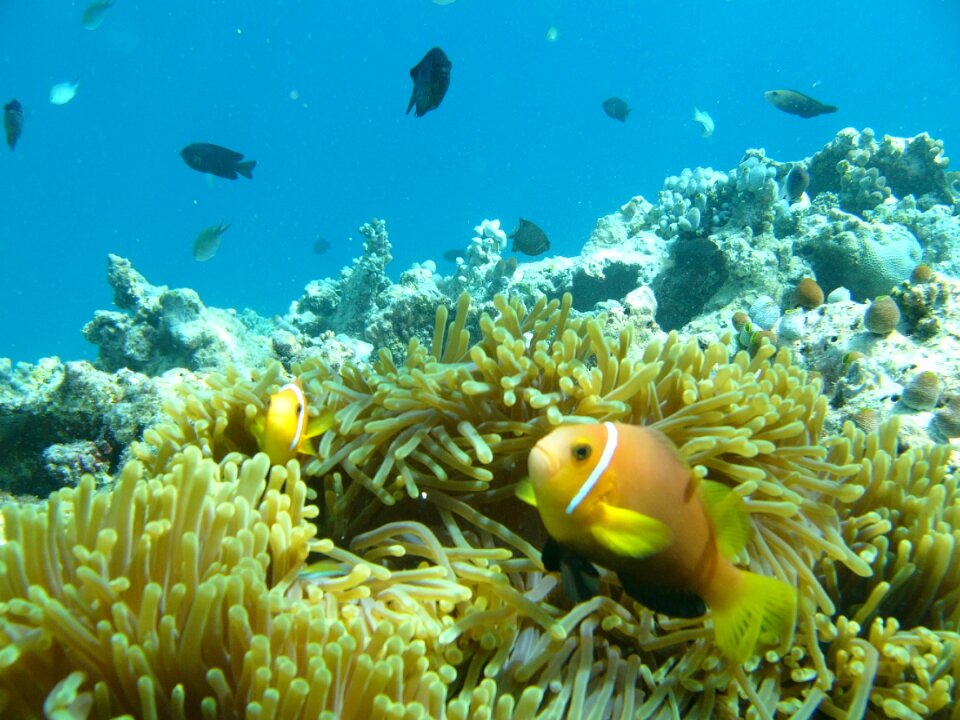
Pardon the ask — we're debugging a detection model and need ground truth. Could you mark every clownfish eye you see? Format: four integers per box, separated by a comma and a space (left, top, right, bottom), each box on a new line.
571, 443, 592, 462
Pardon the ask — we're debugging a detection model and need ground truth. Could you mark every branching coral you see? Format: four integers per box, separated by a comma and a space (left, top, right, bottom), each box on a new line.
2, 292, 959, 718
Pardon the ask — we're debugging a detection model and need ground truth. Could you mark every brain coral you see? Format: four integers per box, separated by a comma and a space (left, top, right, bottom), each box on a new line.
1, 292, 958, 719
798, 209, 921, 301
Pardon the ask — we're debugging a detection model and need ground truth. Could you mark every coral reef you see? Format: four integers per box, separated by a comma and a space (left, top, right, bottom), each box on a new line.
3, 126, 960, 719
795, 208, 922, 301
0, 356, 165, 496
83, 255, 276, 375
807, 128, 955, 214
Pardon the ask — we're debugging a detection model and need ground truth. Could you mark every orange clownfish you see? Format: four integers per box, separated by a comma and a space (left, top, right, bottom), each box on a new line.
252, 382, 333, 466
517, 421, 797, 663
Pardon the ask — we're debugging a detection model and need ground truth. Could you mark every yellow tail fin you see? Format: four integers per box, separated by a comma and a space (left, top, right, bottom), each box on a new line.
711, 571, 796, 664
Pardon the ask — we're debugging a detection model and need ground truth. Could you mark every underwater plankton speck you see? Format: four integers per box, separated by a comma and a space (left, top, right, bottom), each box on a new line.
0, 292, 958, 719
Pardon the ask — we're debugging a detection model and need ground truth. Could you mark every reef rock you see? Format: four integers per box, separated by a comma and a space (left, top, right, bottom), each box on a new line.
83, 255, 275, 375
0, 356, 168, 496
807, 127, 957, 215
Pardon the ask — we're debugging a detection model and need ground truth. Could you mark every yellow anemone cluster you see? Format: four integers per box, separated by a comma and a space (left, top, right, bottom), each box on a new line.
1, 292, 957, 718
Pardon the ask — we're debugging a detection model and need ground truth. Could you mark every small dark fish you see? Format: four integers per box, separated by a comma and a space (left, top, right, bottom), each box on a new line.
4, 100, 23, 151
180, 142, 256, 180
602, 97, 630, 122
313, 237, 330, 255
441, 248, 462, 262
193, 222, 230, 261
785, 165, 810, 202
764, 89, 837, 118
509, 218, 550, 256
407, 47, 452, 117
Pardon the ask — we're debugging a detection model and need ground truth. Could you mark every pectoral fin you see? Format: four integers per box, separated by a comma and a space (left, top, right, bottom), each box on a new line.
306, 408, 336, 438
297, 409, 337, 457
515, 479, 538, 507
591, 503, 672, 559
541, 537, 600, 603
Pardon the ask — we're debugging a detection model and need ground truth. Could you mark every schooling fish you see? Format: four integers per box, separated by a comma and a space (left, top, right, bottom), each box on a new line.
180, 142, 256, 180
602, 97, 630, 122
764, 89, 837, 118
518, 421, 797, 663
509, 218, 550, 256
407, 47, 451, 117
4, 100, 23, 151
250, 382, 334, 466
192, 222, 230, 261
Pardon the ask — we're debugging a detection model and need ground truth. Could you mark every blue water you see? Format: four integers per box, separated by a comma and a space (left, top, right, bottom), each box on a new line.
1, 0, 958, 364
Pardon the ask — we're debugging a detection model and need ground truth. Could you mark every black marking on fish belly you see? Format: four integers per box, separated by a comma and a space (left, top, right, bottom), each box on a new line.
617, 571, 706, 618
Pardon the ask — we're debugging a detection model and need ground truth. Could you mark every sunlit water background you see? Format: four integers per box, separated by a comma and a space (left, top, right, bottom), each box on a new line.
1, 0, 958, 363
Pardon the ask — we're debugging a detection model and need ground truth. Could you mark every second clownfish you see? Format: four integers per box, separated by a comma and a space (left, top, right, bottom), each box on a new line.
252, 382, 333, 466
517, 421, 797, 664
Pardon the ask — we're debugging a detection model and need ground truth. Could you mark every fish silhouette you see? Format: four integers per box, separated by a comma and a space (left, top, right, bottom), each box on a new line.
180, 143, 256, 180
785, 165, 810, 202
407, 47, 451, 117
4, 100, 23, 151
193, 222, 231, 261
764, 89, 837, 118
510, 218, 550, 256
602, 97, 630, 122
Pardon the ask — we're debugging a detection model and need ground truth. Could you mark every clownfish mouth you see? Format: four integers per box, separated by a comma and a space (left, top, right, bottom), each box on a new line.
528, 444, 556, 482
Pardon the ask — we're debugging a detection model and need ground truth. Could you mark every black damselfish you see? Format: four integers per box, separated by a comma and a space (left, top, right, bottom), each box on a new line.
180, 142, 256, 180
407, 47, 451, 117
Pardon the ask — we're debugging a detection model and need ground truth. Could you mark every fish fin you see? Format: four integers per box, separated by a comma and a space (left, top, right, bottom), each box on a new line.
711, 571, 797, 664
236, 160, 256, 179
559, 552, 600, 603
698, 480, 751, 559
248, 415, 265, 444
406, 94, 416, 115
541, 538, 600, 603
515, 479, 538, 507
617, 572, 706, 618
541, 536, 562, 571
305, 408, 335, 439
591, 503, 672, 559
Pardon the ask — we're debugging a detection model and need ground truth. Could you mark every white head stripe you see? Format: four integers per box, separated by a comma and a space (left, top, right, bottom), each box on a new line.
280, 383, 306, 452
565, 422, 618, 514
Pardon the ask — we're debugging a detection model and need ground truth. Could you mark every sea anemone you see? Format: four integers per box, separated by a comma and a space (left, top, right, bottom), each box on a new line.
1, 292, 958, 719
